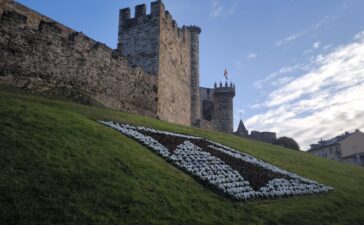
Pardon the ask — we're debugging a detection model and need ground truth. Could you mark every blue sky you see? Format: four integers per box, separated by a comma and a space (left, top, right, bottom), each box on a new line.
17, 0, 364, 150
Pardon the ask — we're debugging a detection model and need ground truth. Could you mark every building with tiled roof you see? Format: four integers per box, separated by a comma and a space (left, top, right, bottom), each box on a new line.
308, 130, 364, 166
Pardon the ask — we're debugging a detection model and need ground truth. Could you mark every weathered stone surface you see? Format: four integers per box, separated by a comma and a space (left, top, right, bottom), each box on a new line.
250, 131, 277, 144
188, 26, 201, 125
0, 2, 158, 117
118, 5, 159, 75
213, 84, 235, 133
117, 1, 198, 126
0, 0, 236, 132
199, 84, 235, 133
158, 14, 192, 126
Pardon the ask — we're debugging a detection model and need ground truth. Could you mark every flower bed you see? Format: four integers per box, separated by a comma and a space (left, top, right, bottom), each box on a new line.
100, 121, 333, 201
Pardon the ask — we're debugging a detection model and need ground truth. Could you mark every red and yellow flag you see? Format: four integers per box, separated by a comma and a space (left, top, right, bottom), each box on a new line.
224, 68, 228, 80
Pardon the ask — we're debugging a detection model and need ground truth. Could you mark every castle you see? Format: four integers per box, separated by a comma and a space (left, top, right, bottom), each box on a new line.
235, 119, 277, 144
0, 0, 235, 133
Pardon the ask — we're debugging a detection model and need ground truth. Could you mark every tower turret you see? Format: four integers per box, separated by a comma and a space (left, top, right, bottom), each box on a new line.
187, 25, 202, 125
236, 119, 248, 137
117, 1, 165, 75
212, 82, 235, 133
117, 1, 201, 126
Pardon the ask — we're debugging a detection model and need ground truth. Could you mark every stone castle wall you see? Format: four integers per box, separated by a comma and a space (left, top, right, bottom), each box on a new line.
117, 1, 195, 126
250, 131, 277, 144
199, 84, 235, 133
0, 0, 235, 132
158, 10, 192, 126
199, 87, 214, 121
0, 0, 158, 117
118, 4, 160, 75
188, 26, 201, 125
212, 85, 235, 133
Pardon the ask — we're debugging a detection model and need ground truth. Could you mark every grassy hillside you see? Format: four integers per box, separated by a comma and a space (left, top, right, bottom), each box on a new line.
0, 87, 363, 225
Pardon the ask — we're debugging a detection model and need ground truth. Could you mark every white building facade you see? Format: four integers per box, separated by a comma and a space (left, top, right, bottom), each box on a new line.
308, 130, 364, 166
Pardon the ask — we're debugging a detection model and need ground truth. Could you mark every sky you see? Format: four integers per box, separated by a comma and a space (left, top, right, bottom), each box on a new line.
16, 0, 364, 150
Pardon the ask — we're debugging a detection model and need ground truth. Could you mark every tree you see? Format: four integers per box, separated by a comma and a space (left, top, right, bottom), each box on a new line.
274, 137, 300, 150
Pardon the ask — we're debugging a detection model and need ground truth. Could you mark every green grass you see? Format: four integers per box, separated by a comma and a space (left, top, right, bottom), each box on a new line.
0, 87, 363, 225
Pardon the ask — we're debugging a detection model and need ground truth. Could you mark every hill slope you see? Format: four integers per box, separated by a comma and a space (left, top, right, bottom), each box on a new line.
0, 88, 363, 225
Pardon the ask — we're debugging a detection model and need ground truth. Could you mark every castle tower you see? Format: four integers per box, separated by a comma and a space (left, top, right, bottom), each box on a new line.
213, 82, 235, 133
117, 1, 201, 126
187, 26, 202, 125
117, 2, 163, 75
236, 119, 249, 137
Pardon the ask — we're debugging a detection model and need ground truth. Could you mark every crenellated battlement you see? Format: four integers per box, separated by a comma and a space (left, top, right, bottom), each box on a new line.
162, 12, 198, 44
0, 1, 159, 117
186, 25, 202, 34
119, 1, 198, 45
120, 0, 164, 22
68, 32, 96, 48
38, 21, 62, 34
135, 4, 146, 17
0, 10, 27, 28
1, 1, 75, 34
120, 8, 131, 21
119, 0, 201, 125
151, 0, 165, 16
0, 0, 236, 133
211, 81, 235, 133
213, 82, 236, 94
164, 10, 172, 22
0, 3, 157, 79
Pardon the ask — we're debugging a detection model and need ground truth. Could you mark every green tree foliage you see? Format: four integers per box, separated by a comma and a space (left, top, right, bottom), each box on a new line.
274, 137, 300, 150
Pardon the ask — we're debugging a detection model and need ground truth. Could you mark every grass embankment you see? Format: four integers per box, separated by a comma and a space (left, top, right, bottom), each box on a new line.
0, 88, 363, 225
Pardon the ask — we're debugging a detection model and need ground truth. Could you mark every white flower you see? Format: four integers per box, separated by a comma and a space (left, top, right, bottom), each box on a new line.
99, 121, 333, 201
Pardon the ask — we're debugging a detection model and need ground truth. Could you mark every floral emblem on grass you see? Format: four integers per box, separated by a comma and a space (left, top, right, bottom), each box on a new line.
100, 121, 333, 201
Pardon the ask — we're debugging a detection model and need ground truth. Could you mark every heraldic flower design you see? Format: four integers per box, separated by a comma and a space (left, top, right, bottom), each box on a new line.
100, 121, 333, 201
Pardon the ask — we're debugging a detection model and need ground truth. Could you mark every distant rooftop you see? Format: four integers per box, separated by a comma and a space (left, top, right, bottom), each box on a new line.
308, 129, 361, 151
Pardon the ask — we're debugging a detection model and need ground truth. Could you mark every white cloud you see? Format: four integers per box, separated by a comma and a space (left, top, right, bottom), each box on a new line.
209, 0, 238, 18
253, 72, 277, 89
253, 63, 310, 89
313, 41, 321, 49
275, 33, 302, 47
227, 0, 239, 15
271, 76, 294, 86
323, 44, 333, 50
247, 53, 257, 59
210, 1, 223, 17
275, 16, 332, 47
246, 31, 364, 150
237, 108, 245, 114
303, 42, 321, 55
304, 49, 314, 55
354, 31, 364, 40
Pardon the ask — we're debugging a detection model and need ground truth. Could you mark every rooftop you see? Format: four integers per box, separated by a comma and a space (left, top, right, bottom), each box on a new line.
308, 129, 361, 151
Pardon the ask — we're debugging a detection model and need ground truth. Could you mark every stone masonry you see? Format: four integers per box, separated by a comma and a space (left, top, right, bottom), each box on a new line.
234, 119, 277, 144
118, 2, 201, 126
0, 0, 236, 133
0, 0, 158, 117
199, 82, 236, 133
